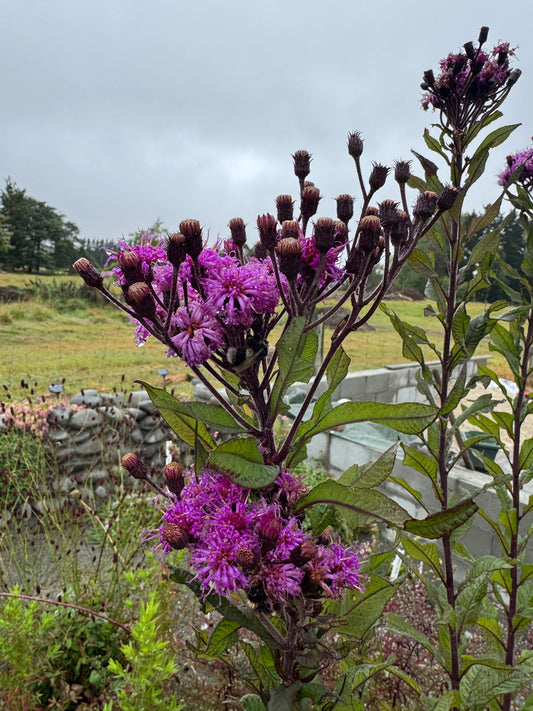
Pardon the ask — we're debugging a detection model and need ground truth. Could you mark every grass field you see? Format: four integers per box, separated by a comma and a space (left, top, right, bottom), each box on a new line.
0, 272, 506, 403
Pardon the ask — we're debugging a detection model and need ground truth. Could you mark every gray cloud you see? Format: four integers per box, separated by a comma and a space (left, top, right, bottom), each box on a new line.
2, 0, 532, 244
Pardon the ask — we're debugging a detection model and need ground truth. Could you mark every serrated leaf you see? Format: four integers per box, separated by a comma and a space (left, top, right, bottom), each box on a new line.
400, 535, 444, 581
466, 197, 503, 242
208, 438, 279, 488
408, 248, 437, 277
138, 381, 215, 452
191, 618, 239, 659
240, 694, 267, 711
339, 443, 398, 489
336, 576, 399, 639
383, 612, 442, 662
294, 480, 411, 526
404, 499, 478, 539
455, 394, 494, 427
401, 444, 438, 482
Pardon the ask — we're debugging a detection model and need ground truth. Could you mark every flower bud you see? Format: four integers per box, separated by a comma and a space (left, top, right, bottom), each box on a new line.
72, 258, 104, 288
378, 199, 399, 229
334, 220, 349, 245
423, 69, 435, 87
117, 250, 145, 284
313, 217, 336, 253
437, 185, 460, 212
280, 220, 301, 240
345, 244, 364, 276
276, 238, 302, 280
413, 191, 438, 221
127, 282, 157, 320
365, 206, 379, 217
301, 185, 321, 222
161, 522, 188, 550
289, 539, 318, 566
179, 219, 203, 259
164, 462, 184, 496
257, 213, 278, 251
463, 41, 476, 60
228, 217, 247, 247
235, 546, 257, 570
390, 210, 410, 247
260, 509, 282, 542
478, 26, 489, 46
394, 160, 412, 185
507, 68, 521, 87
369, 163, 390, 192
293, 149, 312, 180
336, 194, 354, 225
167, 233, 187, 269
276, 195, 294, 223
347, 131, 364, 159
254, 241, 268, 260
121, 452, 147, 480
358, 215, 382, 252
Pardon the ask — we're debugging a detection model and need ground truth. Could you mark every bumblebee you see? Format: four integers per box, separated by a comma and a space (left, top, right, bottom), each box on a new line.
225, 335, 268, 374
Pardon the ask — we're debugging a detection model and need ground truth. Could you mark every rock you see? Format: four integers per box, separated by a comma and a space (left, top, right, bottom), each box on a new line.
99, 392, 125, 406
127, 407, 147, 421
47, 427, 69, 442
98, 405, 134, 424
126, 390, 151, 409
69, 389, 102, 407
71, 429, 92, 444
47, 406, 73, 426
70, 409, 102, 429
142, 428, 168, 445
138, 413, 160, 431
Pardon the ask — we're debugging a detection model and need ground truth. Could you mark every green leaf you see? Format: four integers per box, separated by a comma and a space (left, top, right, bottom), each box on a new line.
166, 400, 250, 434
466, 196, 502, 242
404, 499, 478, 539
191, 618, 239, 659
240, 694, 267, 711
383, 612, 442, 663
208, 438, 279, 488
466, 124, 520, 187
408, 248, 437, 278
336, 576, 399, 639
423, 127, 449, 161
294, 480, 411, 527
301, 401, 437, 441
401, 444, 438, 482
138, 381, 214, 452
339, 443, 398, 489
269, 317, 318, 418
400, 535, 444, 581
455, 394, 494, 428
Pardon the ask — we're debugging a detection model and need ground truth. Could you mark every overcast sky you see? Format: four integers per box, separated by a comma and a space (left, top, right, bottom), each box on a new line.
2, 0, 532, 246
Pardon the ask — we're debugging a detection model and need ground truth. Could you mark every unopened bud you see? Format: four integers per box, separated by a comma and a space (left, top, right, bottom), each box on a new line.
122, 452, 147, 480
390, 210, 410, 247
507, 68, 521, 87
276, 238, 302, 280
478, 26, 489, 46
164, 462, 184, 496
394, 160, 412, 185
336, 194, 354, 225
117, 250, 145, 284
358, 215, 382, 252
301, 185, 321, 221
345, 244, 364, 275
365, 206, 379, 217
369, 163, 390, 192
280, 220, 301, 240
334, 220, 349, 245
290, 539, 318, 565
463, 41, 475, 60
276, 195, 294, 223
313, 217, 336, 253
423, 70, 435, 87
228, 217, 247, 247
347, 131, 364, 159
254, 241, 268, 259
260, 509, 282, 541
413, 191, 438, 221
73, 258, 103, 288
293, 149, 312, 180
161, 522, 188, 550
257, 213, 278, 251
167, 233, 187, 269
437, 185, 460, 212
378, 199, 400, 229
127, 282, 157, 319
179, 219, 203, 259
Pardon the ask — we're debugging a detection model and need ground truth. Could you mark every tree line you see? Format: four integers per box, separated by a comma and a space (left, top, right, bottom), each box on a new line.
0, 178, 527, 303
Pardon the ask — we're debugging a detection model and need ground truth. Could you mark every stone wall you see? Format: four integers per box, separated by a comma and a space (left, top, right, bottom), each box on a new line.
43, 388, 179, 502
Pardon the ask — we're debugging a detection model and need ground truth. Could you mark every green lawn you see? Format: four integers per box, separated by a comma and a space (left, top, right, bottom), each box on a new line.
0, 273, 504, 403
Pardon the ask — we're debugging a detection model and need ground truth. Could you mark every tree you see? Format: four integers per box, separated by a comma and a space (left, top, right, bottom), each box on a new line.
0, 179, 81, 272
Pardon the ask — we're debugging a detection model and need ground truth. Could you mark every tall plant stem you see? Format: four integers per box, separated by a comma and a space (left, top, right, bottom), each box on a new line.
501, 310, 533, 711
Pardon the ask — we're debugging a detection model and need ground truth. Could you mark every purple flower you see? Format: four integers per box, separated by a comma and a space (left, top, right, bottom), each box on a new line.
498, 147, 533, 190
169, 301, 224, 365
191, 538, 250, 596
306, 543, 363, 598
258, 562, 304, 603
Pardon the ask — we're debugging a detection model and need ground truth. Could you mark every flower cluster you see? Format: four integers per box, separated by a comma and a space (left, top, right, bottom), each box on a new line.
421, 28, 520, 130
1, 397, 52, 440
158, 466, 363, 607
498, 145, 533, 192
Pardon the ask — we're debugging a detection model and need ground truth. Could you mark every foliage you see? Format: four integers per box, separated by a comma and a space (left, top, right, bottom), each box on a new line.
106, 591, 183, 711
0, 178, 81, 273
68, 25, 533, 711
